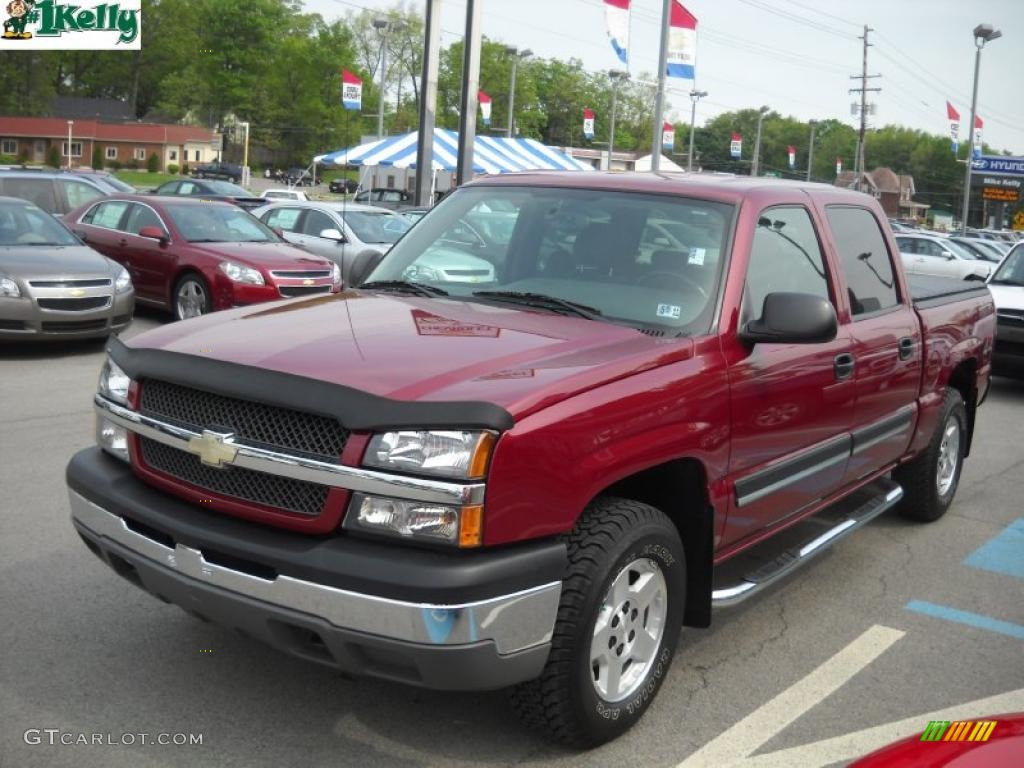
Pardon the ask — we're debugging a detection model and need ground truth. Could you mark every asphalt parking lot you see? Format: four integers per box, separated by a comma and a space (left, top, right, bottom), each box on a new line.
2, 312, 1022, 768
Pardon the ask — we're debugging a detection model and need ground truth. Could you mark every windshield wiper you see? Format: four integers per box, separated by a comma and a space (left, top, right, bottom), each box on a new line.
187, 238, 229, 243
472, 290, 602, 319
359, 280, 449, 296
989, 278, 1024, 287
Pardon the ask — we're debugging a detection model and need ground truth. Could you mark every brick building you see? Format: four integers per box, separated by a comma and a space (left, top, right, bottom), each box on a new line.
0, 116, 222, 171
835, 167, 930, 221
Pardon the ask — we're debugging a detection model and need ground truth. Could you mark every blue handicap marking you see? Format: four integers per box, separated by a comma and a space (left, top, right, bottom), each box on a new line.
963, 518, 1024, 580
905, 601, 1024, 641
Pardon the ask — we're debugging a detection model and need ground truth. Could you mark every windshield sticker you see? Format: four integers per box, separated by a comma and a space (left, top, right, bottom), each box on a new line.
688, 247, 706, 266
656, 304, 681, 320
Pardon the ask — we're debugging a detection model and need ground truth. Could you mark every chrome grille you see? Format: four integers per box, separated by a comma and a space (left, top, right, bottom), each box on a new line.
28, 278, 112, 288
270, 270, 332, 278
139, 379, 349, 462
37, 296, 112, 311
139, 437, 328, 516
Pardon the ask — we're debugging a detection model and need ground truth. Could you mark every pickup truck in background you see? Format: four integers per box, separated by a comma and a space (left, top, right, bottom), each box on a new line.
67, 173, 995, 747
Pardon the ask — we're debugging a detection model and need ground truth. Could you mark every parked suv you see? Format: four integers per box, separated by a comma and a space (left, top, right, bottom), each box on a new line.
0, 168, 115, 216
191, 162, 243, 183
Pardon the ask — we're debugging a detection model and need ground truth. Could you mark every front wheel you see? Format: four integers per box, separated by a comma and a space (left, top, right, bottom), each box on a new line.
173, 273, 212, 321
511, 498, 685, 747
894, 389, 967, 522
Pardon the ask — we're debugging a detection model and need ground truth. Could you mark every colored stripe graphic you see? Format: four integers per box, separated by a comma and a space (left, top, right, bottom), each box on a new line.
928, 720, 998, 742
920, 720, 949, 741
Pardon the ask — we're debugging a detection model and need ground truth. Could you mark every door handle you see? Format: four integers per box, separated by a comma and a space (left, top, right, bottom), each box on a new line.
118, 238, 128, 247
898, 337, 915, 360
834, 353, 855, 381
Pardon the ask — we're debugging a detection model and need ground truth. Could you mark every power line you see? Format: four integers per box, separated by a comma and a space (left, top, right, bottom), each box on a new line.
775, 0, 862, 30
735, 0, 857, 39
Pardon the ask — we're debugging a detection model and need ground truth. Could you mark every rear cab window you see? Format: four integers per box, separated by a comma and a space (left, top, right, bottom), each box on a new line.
825, 206, 901, 318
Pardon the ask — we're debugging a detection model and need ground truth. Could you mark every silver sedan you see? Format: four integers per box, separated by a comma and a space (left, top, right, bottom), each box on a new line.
0, 197, 134, 341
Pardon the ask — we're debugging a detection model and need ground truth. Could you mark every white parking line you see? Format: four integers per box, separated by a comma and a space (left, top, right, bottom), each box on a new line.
677, 624, 905, 768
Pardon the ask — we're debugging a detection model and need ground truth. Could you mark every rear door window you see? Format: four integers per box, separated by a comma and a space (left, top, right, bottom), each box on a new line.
0, 178, 58, 212
825, 206, 900, 317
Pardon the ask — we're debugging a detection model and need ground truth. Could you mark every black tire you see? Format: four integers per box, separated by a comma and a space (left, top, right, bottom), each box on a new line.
894, 389, 967, 522
510, 497, 685, 747
173, 272, 213, 321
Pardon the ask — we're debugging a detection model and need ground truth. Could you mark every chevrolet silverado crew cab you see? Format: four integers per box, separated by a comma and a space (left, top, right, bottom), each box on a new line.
67, 173, 996, 746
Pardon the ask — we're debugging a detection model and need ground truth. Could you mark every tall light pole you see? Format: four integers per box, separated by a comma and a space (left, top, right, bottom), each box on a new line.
240, 121, 250, 187
687, 90, 707, 172
751, 105, 769, 176
607, 69, 628, 171
806, 119, 817, 182
505, 46, 531, 137
961, 23, 1002, 235
373, 18, 390, 141
66, 120, 73, 169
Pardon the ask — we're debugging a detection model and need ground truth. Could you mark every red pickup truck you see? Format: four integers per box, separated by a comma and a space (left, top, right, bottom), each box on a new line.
68, 173, 995, 746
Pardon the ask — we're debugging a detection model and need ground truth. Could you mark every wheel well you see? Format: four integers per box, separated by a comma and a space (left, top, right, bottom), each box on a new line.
947, 359, 977, 456
599, 459, 714, 628
170, 268, 207, 306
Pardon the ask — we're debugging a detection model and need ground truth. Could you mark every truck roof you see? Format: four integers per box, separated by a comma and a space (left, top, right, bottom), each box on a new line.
469, 170, 872, 205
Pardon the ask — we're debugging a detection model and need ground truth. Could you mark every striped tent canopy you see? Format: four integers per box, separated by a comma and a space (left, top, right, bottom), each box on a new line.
314, 129, 592, 174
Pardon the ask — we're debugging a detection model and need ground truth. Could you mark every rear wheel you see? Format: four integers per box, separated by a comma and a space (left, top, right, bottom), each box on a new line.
894, 389, 966, 522
510, 497, 685, 747
173, 273, 212, 321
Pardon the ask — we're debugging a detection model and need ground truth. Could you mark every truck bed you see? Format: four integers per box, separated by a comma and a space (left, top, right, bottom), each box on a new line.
908, 274, 991, 309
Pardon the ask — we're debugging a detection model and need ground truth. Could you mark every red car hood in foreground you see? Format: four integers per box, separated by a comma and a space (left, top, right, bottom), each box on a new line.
127, 292, 694, 420
851, 713, 1024, 768
188, 241, 333, 272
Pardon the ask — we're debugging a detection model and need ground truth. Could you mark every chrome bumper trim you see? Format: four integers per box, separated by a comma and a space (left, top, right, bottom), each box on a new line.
70, 490, 561, 654
94, 395, 486, 506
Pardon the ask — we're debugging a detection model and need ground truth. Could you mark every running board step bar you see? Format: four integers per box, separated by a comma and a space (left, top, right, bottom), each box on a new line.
711, 478, 903, 608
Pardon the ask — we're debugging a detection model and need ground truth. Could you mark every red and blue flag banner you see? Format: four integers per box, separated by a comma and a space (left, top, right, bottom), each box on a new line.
662, 122, 675, 152
973, 115, 983, 158
787, 145, 796, 169
583, 109, 595, 140
836, 157, 842, 175
946, 101, 960, 154
604, 0, 630, 65
479, 90, 492, 126
666, 1, 697, 80
341, 70, 362, 111
730, 132, 742, 159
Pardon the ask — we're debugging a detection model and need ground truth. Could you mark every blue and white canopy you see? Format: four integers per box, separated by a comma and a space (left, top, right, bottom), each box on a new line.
315, 129, 592, 174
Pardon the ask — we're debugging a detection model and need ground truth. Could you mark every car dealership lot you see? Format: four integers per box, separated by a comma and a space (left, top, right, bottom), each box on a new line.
1, 315, 1022, 768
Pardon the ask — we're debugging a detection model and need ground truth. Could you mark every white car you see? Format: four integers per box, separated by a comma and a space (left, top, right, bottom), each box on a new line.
262, 189, 309, 202
987, 242, 1024, 376
894, 233, 992, 281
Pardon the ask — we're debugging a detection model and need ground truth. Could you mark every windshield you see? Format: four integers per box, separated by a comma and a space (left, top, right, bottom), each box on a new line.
205, 181, 252, 197
366, 186, 734, 333
991, 245, 1024, 285
0, 202, 78, 246
164, 203, 278, 243
95, 174, 136, 193
343, 210, 411, 244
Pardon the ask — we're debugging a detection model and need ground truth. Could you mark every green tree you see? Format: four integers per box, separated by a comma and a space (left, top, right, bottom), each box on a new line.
92, 145, 104, 170
46, 145, 61, 168
147, 151, 160, 172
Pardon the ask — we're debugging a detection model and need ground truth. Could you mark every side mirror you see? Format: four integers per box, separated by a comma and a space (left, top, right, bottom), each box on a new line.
942, 251, 955, 260
138, 226, 169, 244
319, 228, 346, 243
740, 292, 837, 345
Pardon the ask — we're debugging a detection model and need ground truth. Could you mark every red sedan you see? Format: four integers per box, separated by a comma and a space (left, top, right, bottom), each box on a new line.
66, 195, 341, 320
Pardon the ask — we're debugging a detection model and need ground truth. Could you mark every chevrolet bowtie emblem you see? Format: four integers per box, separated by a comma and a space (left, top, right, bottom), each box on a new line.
187, 430, 239, 468
69, 288, 86, 297
302, 278, 314, 285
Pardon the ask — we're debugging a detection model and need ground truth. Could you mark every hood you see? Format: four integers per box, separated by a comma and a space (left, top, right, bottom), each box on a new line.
988, 283, 1024, 311
0, 244, 118, 280
127, 293, 694, 420
189, 241, 333, 271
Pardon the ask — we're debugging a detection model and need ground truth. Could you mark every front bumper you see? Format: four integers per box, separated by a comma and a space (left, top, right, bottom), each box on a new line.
993, 316, 1024, 374
0, 291, 133, 340
67, 448, 564, 690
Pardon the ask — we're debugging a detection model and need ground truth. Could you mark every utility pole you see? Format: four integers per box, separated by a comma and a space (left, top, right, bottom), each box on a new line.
751, 106, 768, 177
849, 25, 880, 190
455, 0, 481, 187
607, 70, 628, 171
414, 0, 442, 207
373, 19, 390, 141
688, 90, 707, 172
650, 0, 672, 171
806, 120, 817, 182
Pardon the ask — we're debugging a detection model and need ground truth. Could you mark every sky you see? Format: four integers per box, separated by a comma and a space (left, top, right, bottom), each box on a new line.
304, 0, 1024, 154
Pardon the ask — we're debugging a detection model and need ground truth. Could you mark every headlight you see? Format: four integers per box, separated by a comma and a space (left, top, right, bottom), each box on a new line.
218, 261, 265, 285
404, 264, 440, 282
344, 493, 483, 547
364, 430, 495, 479
331, 261, 342, 285
114, 267, 132, 294
0, 277, 21, 298
97, 357, 130, 404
